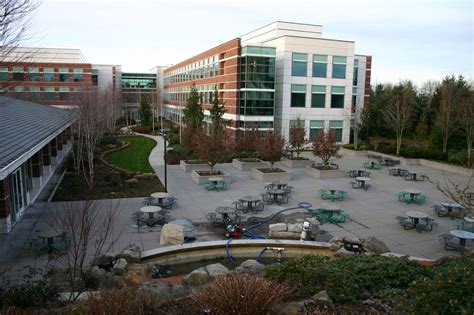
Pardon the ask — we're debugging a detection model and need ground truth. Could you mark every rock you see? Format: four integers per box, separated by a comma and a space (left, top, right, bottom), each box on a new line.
295, 218, 305, 223
118, 244, 141, 263
269, 231, 301, 240
168, 219, 196, 242
309, 223, 320, 240
363, 236, 390, 255
274, 299, 315, 315
141, 282, 189, 299
205, 263, 230, 279
125, 178, 138, 187
160, 224, 185, 245
269, 223, 287, 233
343, 235, 363, 245
312, 290, 333, 304
111, 258, 128, 276
329, 236, 345, 244
287, 223, 303, 233
94, 254, 115, 270
234, 259, 266, 276
91, 266, 107, 278
183, 267, 210, 286
334, 247, 355, 258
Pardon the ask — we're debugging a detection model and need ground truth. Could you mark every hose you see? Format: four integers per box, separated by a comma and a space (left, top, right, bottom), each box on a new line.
256, 247, 268, 262
226, 238, 236, 263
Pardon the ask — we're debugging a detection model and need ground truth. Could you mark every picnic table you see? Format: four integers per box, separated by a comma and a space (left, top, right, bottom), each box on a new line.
204, 177, 227, 191
441, 202, 464, 216
364, 161, 381, 169
151, 192, 170, 204
215, 206, 236, 222
355, 177, 371, 190
403, 189, 421, 201
140, 206, 163, 219
239, 195, 262, 211
406, 211, 428, 225
388, 168, 408, 176
450, 230, 474, 246
266, 188, 287, 205
319, 188, 348, 201
404, 172, 427, 181
312, 204, 349, 224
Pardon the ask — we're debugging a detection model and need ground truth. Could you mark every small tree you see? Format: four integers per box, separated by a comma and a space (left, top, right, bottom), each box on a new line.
195, 86, 228, 173
237, 127, 260, 154
432, 175, 473, 216
257, 131, 286, 171
312, 130, 340, 168
288, 118, 308, 158
138, 94, 152, 127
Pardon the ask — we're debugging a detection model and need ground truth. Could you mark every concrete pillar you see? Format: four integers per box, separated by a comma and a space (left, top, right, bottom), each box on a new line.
42, 144, 51, 176
57, 134, 63, 151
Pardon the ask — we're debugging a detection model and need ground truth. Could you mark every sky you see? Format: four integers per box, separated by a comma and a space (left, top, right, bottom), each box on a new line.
25, 0, 473, 86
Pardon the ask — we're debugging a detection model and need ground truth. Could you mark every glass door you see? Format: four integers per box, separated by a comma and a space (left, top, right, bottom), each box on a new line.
8, 166, 27, 223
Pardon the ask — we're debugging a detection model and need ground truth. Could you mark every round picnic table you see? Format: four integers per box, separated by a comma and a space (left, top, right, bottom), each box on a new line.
240, 195, 261, 211
266, 188, 286, 204
406, 211, 428, 225
403, 189, 421, 201
464, 216, 474, 223
440, 201, 463, 217
356, 177, 370, 189
215, 206, 235, 221
151, 192, 170, 203
450, 230, 474, 246
320, 203, 342, 212
271, 181, 287, 189
36, 227, 63, 245
140, 206, 162, 219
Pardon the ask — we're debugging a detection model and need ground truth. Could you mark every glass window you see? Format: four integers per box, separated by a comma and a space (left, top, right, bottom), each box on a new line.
44, 87, 55, 100
0, 67, 8, 81
292, 53, 307, 77
13, 67, 24, 81
329, 120, 343, 141
331, 86, 345, 108
311, 85, 326, 108
312, 55, 327, 78
43, 68, 54, 81
73, 68, 84, 82
291, 84, 306, 107
28, 67, 39, 81
309, 120, 324, 141
59, 87, 70, 100
332, 56, 347, 79
59, 68, 69, 82
29, 87, 40, 100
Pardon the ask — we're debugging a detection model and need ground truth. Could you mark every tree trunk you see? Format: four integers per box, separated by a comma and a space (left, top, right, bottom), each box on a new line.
467, 138, 472, 167
354, 132, 359, 150
443, 132, 448, 153
396, 135, 402, 155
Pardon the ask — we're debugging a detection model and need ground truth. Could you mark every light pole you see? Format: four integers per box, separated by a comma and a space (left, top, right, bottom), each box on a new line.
365, 113, 370, 151
162, 127, 169, 192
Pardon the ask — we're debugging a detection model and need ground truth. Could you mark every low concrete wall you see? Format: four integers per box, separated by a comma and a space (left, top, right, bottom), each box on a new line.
251, 168, 292, 182
339, 148, 368, 157
191, 170, 232, 185
281, 158, 313, 168
232, 158, 269, 171
180, 160, 211, 173
305, 166, 345, 179
141, 240, 336, 265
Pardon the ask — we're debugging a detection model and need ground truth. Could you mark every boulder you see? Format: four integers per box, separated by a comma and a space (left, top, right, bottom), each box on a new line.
111, 258, 128, 276
205, 263, 230, 279
312, 290, 333, 304
169, 219, 196, 242
183, 267, 210, 286
287, 223, 303, 233
141, 282, 189, 299
118, 244, 141, 263
94, 254, 115, 270
274, 299, 315, 315
329, 236, 345, 244
234, 259, 266, 276
334, 247, 355, 258
343, 235, 364, 245
363, 236, 390, 255
125, 178, 138, 187
269, 223, 287, 233
160, 224, 185, 245
269, 231, 301, 240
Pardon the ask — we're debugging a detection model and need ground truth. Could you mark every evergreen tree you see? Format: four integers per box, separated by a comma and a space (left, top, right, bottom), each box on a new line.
138, 94, 152, 126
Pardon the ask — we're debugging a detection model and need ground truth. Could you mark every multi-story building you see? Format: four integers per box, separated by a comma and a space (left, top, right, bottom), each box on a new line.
162, 21, 371, 143
121, 72, 157, 120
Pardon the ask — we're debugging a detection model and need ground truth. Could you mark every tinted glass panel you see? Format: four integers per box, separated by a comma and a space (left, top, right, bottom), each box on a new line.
292, 61, 307, 76
291, 93, 306, 107
331, 94, 345, 108
312, 63, 327, 77
332, 64, 346, 79
311, 94, 325, 108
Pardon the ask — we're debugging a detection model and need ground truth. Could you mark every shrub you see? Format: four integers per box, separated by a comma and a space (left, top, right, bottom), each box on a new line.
100, 136, 118, 147
131, 125, 151, 134
190, 273, 291, 315
400, 259, 474, 314
342, 144, 354, 149
448, 151, 467, 165
168, 133, 180, 146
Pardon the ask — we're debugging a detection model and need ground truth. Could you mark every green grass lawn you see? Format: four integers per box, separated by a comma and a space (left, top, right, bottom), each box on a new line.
105, 136, 156, 173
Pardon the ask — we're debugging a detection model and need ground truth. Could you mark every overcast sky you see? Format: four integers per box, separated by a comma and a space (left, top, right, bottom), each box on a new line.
26, 0, 472, 85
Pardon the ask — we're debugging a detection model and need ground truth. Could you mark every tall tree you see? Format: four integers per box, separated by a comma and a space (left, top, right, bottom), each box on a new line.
288, 118, 308, 158
458, 91, 474, 166
382, 81, 415, 155
182, 84, 204, 158
349, 105, 369, 150
257, 131, 286, 171
138, 94, 152, 126
434, 75, 470, 153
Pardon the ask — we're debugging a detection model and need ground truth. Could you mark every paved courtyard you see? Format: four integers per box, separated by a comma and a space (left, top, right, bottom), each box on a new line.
1, 135, 472, 272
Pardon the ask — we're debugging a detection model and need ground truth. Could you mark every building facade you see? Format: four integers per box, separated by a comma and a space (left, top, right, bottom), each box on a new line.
161, 21, 371, 143
121, 72, 157, 121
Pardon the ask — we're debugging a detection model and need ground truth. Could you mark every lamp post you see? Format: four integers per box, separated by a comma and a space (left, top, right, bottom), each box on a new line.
162, 127, 169, 192
365, 113, 370, 151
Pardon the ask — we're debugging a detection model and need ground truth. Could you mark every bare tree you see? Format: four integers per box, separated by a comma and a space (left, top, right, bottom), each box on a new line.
257, 131, 286, 171
102, 84, 122, 131
348, 105, 369, 150
287, 118, 308, 158
433, 175, 473, 216
382, 81, 415, 155
311, 130, 340, 167
458, 91, 474, 166
47, 199, 120, 300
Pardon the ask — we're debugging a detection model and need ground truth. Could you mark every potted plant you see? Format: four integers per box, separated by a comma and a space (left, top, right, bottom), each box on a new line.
282, 118, 312, 168
306, 130, 345, 179
251, 131, 291, 182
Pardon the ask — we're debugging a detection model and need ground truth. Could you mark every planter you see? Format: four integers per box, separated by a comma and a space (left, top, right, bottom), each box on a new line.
281, 158, 313, 168
180, 160, 211, 173
232, 158, 269, 171
191, 170, 232, 185
339, 147, 368, 157
251, 167, 292, 182
305, 166, 345, 179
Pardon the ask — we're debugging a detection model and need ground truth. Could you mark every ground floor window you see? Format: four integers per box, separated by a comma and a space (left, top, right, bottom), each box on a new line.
329, 120, 343, 142
309, 120, 324, 141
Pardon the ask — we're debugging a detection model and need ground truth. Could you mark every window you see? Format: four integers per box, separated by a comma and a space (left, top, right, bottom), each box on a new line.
59, 68, 69, 82
309, 120, 324, 141
312, 55, 327, 78
28, 67, 40, 81
331, 86, 345, 108
353, 59, 359, 86
311, 85, 326, 108
73, 68, 84, 82
292, 53, 307, 77
329, 120, 343, 142
43, 68, 54, 81
44, 87, 55, 100
352, 87, 357, 113
59, 87, 70, 100
332, 56, 346, 79
0, 67, 8, 81
13, 67, 24, 81
291, 84, 306, 107
29, 87, 40, 100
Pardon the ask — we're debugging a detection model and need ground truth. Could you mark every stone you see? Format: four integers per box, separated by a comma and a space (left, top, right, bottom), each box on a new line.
312, 290, 333, 304
329, 236, 345, 244
363, 236, 390, 255
269, 223, 287, 233
94, 254, 115, 270
205, 263, 230, 279
287, 223, 303, 233
334, 247, 355, 258
183, 267, 210, 286
269, 231, 301, 240
118, 244, 141, 263
274, 299, 315, 315
168, 219, 197, 242
343, 236, 363, 245
234, 259, 266, 276
141, 282, 190, 299
125, 178, 138, 187
160, 224, 185, 245
111, 258, 128, 276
